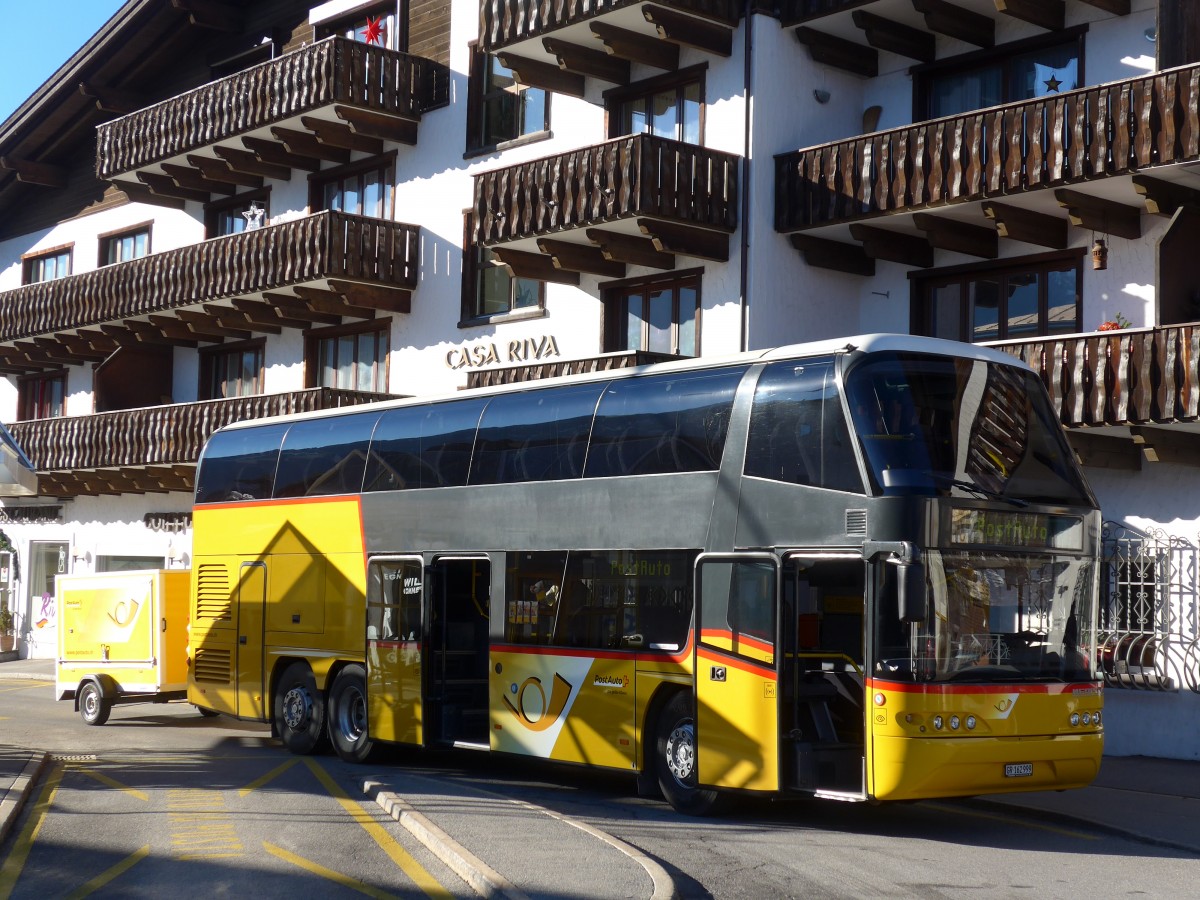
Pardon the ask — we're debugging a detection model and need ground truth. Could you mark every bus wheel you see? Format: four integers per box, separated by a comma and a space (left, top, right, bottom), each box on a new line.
275, 662, 326, 754
328, 664, 376, 763
655, 693, 723, 816
78, 681, 111, 726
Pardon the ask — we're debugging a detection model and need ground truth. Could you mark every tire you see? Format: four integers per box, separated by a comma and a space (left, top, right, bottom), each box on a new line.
328, 664, 377, 763
195, 705, 220, 718
655, 692, 724, 816
78, 681, 111, 727
274, 662, 327, 755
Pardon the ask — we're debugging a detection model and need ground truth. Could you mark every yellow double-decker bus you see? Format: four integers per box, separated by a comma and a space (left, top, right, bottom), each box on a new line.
187, 334, 1103, 813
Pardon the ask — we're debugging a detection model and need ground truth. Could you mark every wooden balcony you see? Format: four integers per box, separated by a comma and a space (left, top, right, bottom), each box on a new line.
993, 323, 1200, 470
465, 350, 682, 388
479, 0, 742, 95
7, 388, 395, 497
0, 211, 418, 376
473, 134, 739, 281
776, 63, 1200, 275
95, 37, 449, 203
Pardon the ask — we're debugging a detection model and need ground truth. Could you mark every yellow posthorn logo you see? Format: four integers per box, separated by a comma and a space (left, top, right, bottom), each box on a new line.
108, 598, 139, 627
503, 673, 573, 732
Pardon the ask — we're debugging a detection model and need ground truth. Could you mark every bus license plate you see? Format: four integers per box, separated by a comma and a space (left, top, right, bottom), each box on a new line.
1005, 763, 1033, 778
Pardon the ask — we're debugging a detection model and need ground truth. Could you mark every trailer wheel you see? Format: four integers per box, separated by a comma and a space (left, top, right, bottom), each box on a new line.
274, 662, 326, 754
79, 681, 111, 726
328, 664, 376, 763
655, 692, 724, 816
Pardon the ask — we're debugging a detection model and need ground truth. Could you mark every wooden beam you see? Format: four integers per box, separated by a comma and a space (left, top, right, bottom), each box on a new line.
1077, 0, 1130, 15
327, 280, 412, 314
203, 304, 282, 335
1067, 430, 1141, 470
174, 310, 253, 340
292, 287, 379, 319
228, 298, 313, 330
536, 239, 627, 277
269, 127, 352, 164
1054, 188, 1142, 239
78, 81, 144, 114
637, 219, 729, 262
0, 156, 68, 188
186, 154, 264, 189
74, 330, 120, 353
542, 37, 630, 84
1131, 174, 1200, 217
241, 136, 323, 172
981, 201, 1069, 249
994, 0, 1063, 31
851, 11, 935, 63
492, 248, 582, 285
170, 0, 242, 31
788, 234, 875, 276
108, 179, 187, 210
794, 27, 878, 78
136, 171, 210, 203
142, 315, 217, 344
213, 145, 292, 180
300, 116, 384, 154
35, 336, 105, 363
1131, 426, 1200, 466
585, 228, 675, 269
15, 340, 71, 367
496, 53, 585, 98
333, 105, 418, 145
259, 292, 343, 325
642, 5, 733, 57
125, 319, 200, 347
848, 224, 934, 267
911, 0, 994, 48
161, 162, 236, 195
913, 213, 998, 258
589, 22, 678, 70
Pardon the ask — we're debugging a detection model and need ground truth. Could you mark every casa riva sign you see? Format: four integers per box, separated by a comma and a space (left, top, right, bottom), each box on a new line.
445, 335, 562, 370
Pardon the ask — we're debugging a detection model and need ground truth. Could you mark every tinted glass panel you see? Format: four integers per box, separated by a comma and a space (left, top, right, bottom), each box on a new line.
584, 367, 744, 478
273, 413, 378, 498
745, 359, 863, 493
364, 399, 489, 491
470, 384, 604, 485
195, 424, 289, 503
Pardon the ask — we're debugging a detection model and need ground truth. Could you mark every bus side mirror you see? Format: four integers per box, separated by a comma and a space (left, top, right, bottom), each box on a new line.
897, 562, 927, 623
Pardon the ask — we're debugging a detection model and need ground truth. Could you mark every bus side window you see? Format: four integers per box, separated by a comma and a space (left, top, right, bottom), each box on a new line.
274, 412, 378, 498
195, 423, 289, 503
365, 399, 488, 491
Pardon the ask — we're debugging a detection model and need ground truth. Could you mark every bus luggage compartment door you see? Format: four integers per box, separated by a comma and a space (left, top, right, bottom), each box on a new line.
694, 555, 780, 793
366, 557, 425, 746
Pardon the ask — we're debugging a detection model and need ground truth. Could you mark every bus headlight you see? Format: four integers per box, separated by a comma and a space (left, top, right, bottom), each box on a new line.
1070, 713, 1080, 726
965, 716, 976, 730
1081, 712, 1091, 725
949, 715, 960, 730
1093, 711, 1101, 725
933, 716, 944, 730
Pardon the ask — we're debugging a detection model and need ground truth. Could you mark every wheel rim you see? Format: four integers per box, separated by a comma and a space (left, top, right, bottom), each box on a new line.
282, 685, 312, 730
82, 688, 98, 718
335, 684, 367, 743
664, 719, 696, 785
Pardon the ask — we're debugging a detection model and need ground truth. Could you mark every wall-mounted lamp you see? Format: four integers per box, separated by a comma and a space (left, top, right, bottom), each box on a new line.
1092, 238, 1109, 271
1144, 27, 1156, 42
72, 545, 89, 565
813, 89, 831, 105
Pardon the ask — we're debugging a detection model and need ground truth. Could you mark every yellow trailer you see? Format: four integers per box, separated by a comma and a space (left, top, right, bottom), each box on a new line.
56, 569, 195, 725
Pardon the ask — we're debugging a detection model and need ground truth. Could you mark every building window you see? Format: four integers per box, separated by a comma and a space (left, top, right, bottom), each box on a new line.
18, 371, 65, 420
467, 45, 548, 152
206, 191, 270, 238
99, 225, 151, 266
312, 154, 394, 218
22, 246, 72, 284
307, 321, 389, 393
461, 214, 544, 322
317, 2, 401, 51
914, 253, 1082, 343
915, 30, 1084, 119
604, 273, 701, 357
607, 67, 703, 142
199, 341, 264, 400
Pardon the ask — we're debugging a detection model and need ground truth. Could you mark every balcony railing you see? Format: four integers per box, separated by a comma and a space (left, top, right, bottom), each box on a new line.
465, 350, 682, 388
479, 0, 742, 51
992, 324, 1200, 428
474, 134, 739, 246
96, 37, 449, 180
0, 211, 418, 344
776, 64, 1200, 232
8, 388, 394, 495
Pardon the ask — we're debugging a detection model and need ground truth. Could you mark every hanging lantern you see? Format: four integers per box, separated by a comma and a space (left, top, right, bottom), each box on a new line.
1092, 238, 1108, 270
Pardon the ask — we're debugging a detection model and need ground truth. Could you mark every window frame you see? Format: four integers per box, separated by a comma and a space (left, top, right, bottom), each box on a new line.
604, 64, 706, 142
98, 222, 152, 267
309, 152, 396, 218
204, 189, 271, 239
460, 212, 546, 325
601, 269, 703, 357
17, 370, 66, 421
198, 338, 266, 401
22, 244, 73, 285
305, 318, 390, 393
465, 42, 552, 156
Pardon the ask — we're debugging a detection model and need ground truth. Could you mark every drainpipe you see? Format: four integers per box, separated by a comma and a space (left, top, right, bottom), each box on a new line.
738, 0, 754, 352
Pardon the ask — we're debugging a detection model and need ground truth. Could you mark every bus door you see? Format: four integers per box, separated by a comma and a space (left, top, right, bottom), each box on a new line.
780, 553, 866, 797
366, 556, 425, 746
236, 561, 267, 719
694, 554, 780, 793
426, 556, 491, 749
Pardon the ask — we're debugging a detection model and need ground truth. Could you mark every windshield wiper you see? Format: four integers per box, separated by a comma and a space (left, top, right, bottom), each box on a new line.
927, 473, 1028, 507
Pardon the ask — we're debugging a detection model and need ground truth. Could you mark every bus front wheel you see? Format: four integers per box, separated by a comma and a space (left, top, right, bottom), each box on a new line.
274, 662, 326, 754
655, 693, 724, 816
328, 664, 376, 763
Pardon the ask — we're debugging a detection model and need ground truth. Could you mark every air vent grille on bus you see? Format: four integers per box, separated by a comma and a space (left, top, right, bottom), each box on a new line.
195, 564, 232, 621
846, 509, 867, 536
193, 648, 232, 684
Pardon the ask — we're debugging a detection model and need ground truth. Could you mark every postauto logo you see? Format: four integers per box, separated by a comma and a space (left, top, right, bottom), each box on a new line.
503, 673, 573, 732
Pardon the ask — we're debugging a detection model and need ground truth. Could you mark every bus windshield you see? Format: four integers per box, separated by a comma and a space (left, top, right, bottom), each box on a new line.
844, 352, 1093, 506
876, 550, 1096, 684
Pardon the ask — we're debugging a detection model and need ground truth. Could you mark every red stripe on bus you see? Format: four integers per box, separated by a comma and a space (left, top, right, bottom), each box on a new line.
491, 637, 692, 664
866, 678, 1101, 696
697, 646, 776, 678
699, 628, 774, 655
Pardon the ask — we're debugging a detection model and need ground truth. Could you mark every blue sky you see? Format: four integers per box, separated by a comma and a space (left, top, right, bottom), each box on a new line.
0, 1, 126, 122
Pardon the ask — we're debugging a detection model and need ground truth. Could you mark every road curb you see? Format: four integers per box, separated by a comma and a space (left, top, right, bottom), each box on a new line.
0, 752, 48, 846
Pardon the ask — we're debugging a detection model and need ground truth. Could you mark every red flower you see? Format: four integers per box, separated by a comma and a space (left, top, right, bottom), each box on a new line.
1098, 321, 1121, 331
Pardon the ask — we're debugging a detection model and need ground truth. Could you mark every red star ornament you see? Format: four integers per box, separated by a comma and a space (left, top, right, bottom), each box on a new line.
363, 15, 386, 46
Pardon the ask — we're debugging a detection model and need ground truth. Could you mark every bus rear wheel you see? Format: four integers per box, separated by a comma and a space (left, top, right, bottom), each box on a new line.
655, 692, 724, 816
328, 664, 376, 763
274, 662, 326, 754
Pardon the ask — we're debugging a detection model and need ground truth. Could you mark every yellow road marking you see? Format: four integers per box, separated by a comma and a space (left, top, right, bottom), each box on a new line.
0, 683, 50, 693
239, 757, 300, 797
928, 801, 1100, 840
302, 758, 452, 899
69, 766, 150, 802
0, 763, 64, 899
62, 845, 150, 900
263, 841, 398, 899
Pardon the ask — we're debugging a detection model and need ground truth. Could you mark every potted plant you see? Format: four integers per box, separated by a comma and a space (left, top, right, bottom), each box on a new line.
0, 602, 14, 653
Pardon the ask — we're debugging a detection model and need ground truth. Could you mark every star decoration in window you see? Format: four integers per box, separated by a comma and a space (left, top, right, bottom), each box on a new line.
1043, 75, 1063, 92
362, 15, 387, 46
